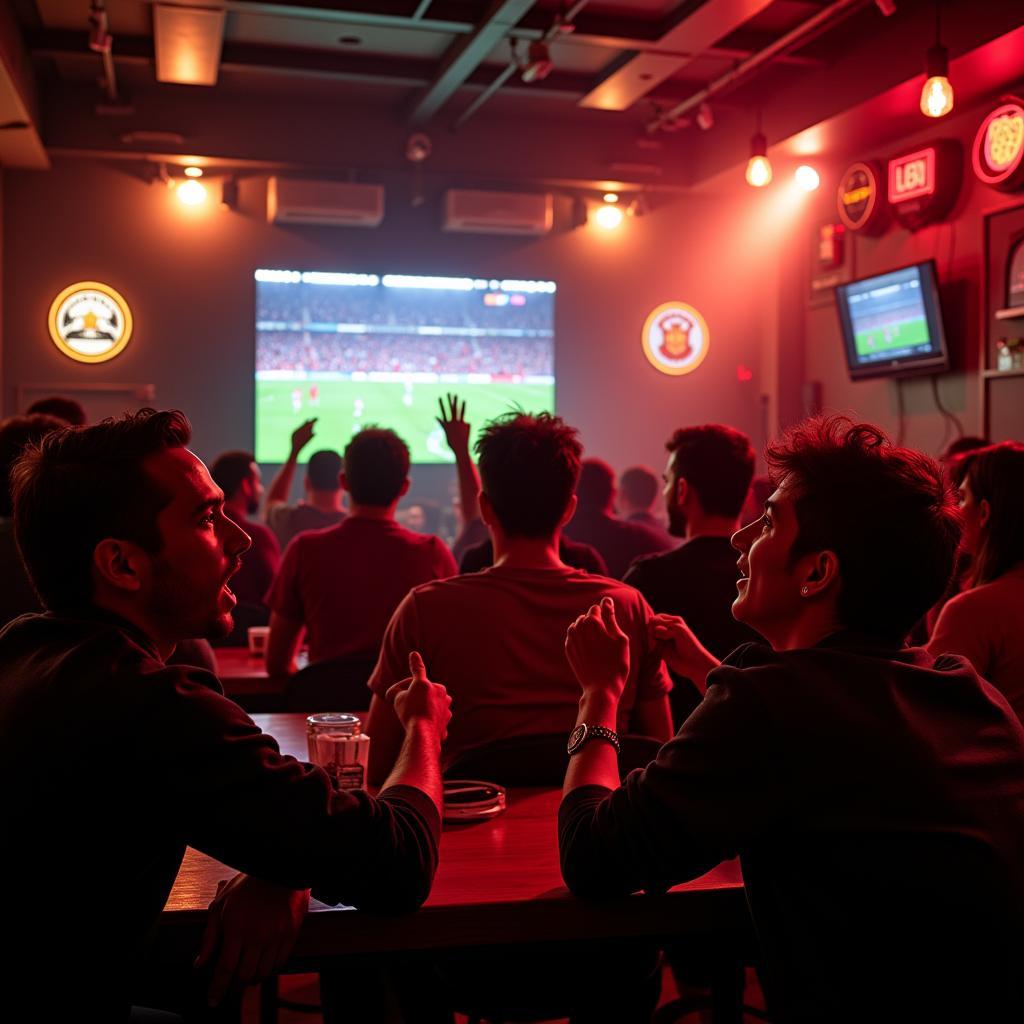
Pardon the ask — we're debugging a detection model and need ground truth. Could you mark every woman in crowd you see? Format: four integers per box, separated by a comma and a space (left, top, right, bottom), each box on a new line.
928, 441, 1024, 721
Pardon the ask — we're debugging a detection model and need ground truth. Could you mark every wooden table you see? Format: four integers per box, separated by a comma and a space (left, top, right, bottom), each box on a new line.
161, 714, 751, 963
212, 648, 303, 712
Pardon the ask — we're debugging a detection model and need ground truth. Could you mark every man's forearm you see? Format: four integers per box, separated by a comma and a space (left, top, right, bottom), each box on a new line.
266, 450, 299, 509
563, 693, 621, 795
455, 455, 481, 525
382, 721, 444, 818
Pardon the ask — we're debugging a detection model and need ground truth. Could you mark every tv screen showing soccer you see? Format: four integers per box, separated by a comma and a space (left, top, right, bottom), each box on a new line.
254, 270, 556, 464
834, 261, 948, 380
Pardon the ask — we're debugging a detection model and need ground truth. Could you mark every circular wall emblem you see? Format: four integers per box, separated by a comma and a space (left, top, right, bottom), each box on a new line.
973, 103, 1024, 192
837, 161, 884, 232
47, 281, 133, 363
641, 302, 710, 376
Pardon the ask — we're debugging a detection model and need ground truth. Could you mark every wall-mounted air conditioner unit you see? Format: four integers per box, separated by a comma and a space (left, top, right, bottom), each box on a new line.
267, 178, 384, 227
443, 189, 553, 236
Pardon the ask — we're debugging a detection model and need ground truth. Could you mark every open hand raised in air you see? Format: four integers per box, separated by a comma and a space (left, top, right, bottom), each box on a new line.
436, 393, 471, 457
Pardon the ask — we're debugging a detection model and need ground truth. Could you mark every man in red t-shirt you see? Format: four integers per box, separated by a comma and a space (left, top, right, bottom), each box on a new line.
266, 427, 456, 673
365, 412, 673, 783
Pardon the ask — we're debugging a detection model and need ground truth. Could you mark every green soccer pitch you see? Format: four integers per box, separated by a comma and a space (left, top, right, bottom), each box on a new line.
255, 377, 555, 464
854, 316, 930, 357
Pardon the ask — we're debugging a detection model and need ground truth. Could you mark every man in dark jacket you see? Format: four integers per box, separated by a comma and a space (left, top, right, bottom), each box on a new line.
0, 409, 451, 1020
559, 416, 1024, 1023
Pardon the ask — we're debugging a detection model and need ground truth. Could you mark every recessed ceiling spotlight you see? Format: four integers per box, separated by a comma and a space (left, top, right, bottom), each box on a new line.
603, 192, 619, 204
183, 165, 203, 178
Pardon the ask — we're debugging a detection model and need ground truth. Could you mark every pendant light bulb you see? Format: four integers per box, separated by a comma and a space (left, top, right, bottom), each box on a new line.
745, 132, 772, 188
920, 24, 953, 118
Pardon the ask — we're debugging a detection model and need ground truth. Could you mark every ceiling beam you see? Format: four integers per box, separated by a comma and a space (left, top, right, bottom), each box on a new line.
579, 0, 774, 112
28, 29, 609, 100
407, 0, 537, 124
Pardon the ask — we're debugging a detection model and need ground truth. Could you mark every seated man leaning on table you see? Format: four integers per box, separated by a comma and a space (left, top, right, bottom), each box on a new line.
559, 416, 1024, 1024
0, 409, 451, 1021
365, 410, 673, 785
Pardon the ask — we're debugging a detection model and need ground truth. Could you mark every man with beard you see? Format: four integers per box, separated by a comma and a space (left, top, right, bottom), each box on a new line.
624, 424, 760, 727
0, 410, 451, 1020
210, 450, 280, 617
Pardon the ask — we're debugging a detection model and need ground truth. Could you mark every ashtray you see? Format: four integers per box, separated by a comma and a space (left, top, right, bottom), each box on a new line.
442, 779, 507, 823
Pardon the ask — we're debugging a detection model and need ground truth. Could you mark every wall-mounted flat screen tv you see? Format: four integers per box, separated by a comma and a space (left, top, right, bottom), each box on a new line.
834, 261, 949, 380
254, 270, 556, 464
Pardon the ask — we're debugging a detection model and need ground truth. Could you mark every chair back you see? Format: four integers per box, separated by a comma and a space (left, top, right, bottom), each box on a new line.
444, 732, 662, 786
284, 656, 377, 712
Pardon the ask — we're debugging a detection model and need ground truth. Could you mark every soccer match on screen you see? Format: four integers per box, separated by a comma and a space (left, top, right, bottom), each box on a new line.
255, 269, 556, 464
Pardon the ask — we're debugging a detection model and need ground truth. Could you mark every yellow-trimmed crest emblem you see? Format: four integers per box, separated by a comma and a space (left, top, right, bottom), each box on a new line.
641, 302, 709, 376
48, 281, 133, 364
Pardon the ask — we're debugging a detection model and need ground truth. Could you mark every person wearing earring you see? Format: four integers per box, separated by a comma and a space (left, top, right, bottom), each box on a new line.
559, 416, 1024, 1024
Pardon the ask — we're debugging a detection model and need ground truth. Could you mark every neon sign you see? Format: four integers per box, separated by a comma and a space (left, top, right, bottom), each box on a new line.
837, 161, 885, 233
889, 148, 935, 203
972, 103, 1024, 192
887, 141, 961, 230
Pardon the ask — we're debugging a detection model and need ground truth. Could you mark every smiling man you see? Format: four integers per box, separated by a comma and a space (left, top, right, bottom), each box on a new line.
0, 409, 451, 1021
558, 416, 1024, 1023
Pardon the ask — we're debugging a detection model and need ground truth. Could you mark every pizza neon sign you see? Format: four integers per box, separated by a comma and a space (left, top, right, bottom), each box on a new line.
972, 103, 1024, 192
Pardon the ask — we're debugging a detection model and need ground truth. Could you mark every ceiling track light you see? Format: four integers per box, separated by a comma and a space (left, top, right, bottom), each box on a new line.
921, 2, 953, 118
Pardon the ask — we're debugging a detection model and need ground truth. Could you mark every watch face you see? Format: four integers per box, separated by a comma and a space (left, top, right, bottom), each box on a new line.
568, 723, 587, 754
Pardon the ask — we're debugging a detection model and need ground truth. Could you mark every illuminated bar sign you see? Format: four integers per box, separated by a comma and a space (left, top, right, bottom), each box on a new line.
641, 301, 710, 376
972, 103, 1024, 192
887, 141, 961, 230
837, 161, 885, 233
48, 281, 134, 363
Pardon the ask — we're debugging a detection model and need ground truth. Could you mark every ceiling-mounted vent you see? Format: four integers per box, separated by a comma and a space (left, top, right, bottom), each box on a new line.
267, 178, 384, 227
443, 189, 553, 236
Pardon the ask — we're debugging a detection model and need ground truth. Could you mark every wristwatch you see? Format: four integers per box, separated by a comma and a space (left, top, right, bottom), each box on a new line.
567, 723, 621, 757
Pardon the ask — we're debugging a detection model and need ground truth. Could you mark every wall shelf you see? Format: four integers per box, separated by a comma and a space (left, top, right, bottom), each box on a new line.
982, 368, 1024, 379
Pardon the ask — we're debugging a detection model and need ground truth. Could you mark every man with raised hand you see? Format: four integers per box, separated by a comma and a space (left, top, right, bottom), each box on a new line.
264, 418, 347, 549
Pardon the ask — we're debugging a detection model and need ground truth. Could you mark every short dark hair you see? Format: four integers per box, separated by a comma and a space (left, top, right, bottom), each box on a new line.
619, 466, 659, 511
343, 428, 409, 506
960, 442, 1024, 586
576, 459, 615, 513
306, 449, 342, 492
210, 451, 256, 501
667, 424, 755, 518
11, 409, 192, 611
0, 414, 68, 517
765, 416, 960, 642
26, 396, 87, 426
476, 412, 582, 537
